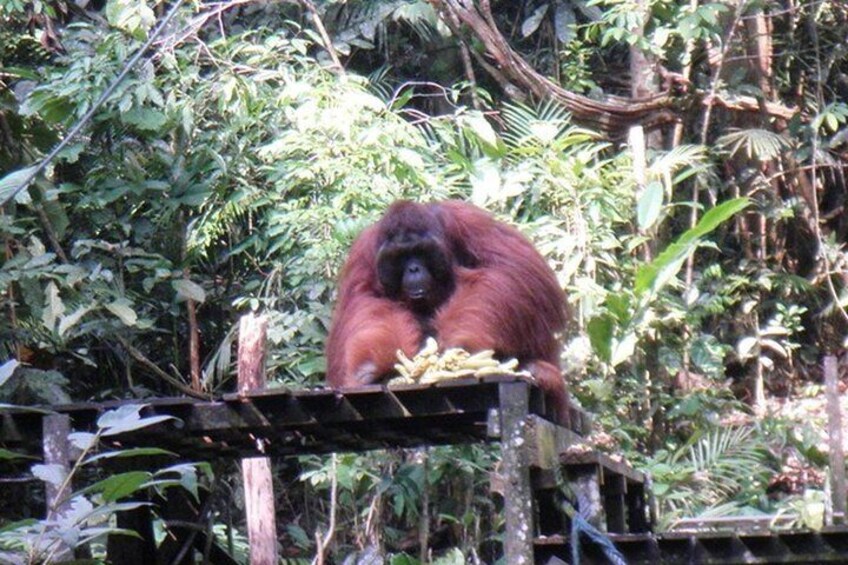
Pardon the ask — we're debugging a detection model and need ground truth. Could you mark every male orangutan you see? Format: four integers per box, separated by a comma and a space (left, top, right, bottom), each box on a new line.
326, 200, 570, 424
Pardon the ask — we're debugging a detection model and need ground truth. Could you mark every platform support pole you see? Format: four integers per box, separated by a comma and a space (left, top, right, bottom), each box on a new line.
238, 313, 278, 565
825, 355, 846, 523
499, 381, 534, 564
42, 413, 72, 559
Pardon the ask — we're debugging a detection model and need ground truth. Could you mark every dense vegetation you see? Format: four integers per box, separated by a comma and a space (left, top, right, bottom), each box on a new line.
1, 0, 846, 561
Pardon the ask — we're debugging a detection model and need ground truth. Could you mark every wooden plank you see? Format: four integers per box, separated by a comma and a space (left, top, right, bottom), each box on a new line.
499, 381, 534, 565
344, 389, 410, 418
390, 387, 456, 415
825, 355, 846, 522
561, 449, 646, 484
245, 394, 316, 426
536, 530, 848, 564
524, 414, 581, 471
737, 534, 790, 559
294, 392, 363, 423
242, 457, 276, 563
237, 313, 278, 565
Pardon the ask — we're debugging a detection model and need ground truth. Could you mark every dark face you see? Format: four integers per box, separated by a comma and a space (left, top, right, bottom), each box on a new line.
376, 203, 455, 315
401, 255, 434, 305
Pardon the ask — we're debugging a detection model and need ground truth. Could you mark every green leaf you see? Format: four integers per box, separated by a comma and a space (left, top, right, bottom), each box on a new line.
154, 463, 205, 500
0, 359, 19, 387
469, 158, 502, 206
573, 0, 602, 21
173, 279, 206, 303
635, 198, 750, 296
86, 471, 152, 502
637, 181, 664, 230
0, 166, 37, 205
0, 447, 36, 461
97, 405, 176, 437
587, 315, 613, 362
42, 197, 70, 241
106, 299, 138, 326
85, 447, 176, 465
69, 432, 98, 451
105, 0, 154, 37
42, 281, 65, 330
582, 378, 613, 401
611, 332, 638, 367
58, 304, 95, 337
433, 548, 465, 565
461, 112, 500, 150
0, 403, 51, 414
521, 4, 549, 38
605, 293, 631, 324
32, 463, 66, 487
553, 3, 576, 43
122, 108, 168, 132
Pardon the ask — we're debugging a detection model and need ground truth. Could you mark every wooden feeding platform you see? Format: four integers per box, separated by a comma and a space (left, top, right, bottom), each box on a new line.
0, 375, 589, 460
3, 375, 848, 564
3, 343, 848, 564
1, 375, 593, 564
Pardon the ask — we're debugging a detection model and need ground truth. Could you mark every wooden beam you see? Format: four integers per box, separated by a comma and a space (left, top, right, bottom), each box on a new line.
524, 414, 581, 472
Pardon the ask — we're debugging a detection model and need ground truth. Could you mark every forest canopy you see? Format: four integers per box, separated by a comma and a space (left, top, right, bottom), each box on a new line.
1, 0, 847, 561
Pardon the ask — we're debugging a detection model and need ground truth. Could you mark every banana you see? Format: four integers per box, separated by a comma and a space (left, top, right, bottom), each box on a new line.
388, 339, 530, 386
420, 337, 439, 356
396, 349, 416, 372
466, 349, 496, 361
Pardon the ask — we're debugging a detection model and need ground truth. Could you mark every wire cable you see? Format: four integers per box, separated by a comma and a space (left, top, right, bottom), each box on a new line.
1, 0, 188, 208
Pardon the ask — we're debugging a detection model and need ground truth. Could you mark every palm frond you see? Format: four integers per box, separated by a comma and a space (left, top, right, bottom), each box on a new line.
327, 0, 440, 51
501, 101, 598, 156
683, 425, 769, 500
648, 144, 711, 188
715, 128, 791, 161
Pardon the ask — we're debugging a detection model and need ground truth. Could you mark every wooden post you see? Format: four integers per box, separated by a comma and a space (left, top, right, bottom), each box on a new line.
626, 482, 651, 533
825, 355, 846, 522
570, 467, 606, 531
499, 381, 534, 564
238, 313, 278, 565
629, 125, 647, 190
604, 474, 627, 533
42, 413, 72, 559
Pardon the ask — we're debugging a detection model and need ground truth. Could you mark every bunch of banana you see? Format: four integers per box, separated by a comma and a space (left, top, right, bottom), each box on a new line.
388, 337, 530, 385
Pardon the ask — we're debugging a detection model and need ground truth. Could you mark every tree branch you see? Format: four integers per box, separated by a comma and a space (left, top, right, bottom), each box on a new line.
300, 0, 345, 75
428, 0, 677, 136
116, 335, 211, 399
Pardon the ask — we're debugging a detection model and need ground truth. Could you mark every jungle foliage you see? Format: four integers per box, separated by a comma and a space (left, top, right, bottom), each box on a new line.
1, 0, 847, 561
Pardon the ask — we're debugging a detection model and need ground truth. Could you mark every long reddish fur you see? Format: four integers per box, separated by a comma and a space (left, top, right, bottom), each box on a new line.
326, 200, 570, 424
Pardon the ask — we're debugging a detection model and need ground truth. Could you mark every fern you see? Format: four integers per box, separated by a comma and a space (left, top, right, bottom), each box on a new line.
501, 101, 599, 157
682, 426, 768, 500
652, 425, 773, 527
